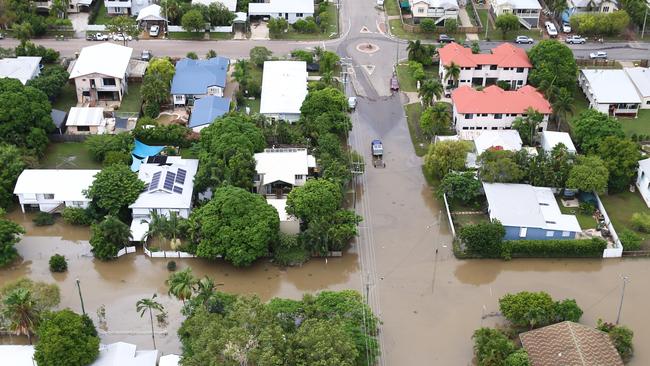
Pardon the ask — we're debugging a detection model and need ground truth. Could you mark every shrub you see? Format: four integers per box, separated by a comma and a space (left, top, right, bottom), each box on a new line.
61, 207, 93, 226
630, 212, 650, 233
579, 202, 596, 215
186, 52, 198, 60
33, 212, 55, 226
103, 150, 131, 166
167, 260, 177, 271
420, 19, 437, 32
49, 254, 68, 272
459, 220, 505, 257
501, 238, 606, 259
291, 49, 314, 63
293, 18, 319, 33
273, 233, 309, 266
15, 42, 60, 63
472, 327, 515, 366
597, 319, 634, 362
619, 229, 642, 251
144, 101, 160, 119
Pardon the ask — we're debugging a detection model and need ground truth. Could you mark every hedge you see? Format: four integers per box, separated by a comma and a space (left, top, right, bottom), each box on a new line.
501, 238, 607, 259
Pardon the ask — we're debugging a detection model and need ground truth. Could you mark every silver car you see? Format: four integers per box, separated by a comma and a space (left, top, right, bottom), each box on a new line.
515, 36, 534, 44
589, 51, 607, 59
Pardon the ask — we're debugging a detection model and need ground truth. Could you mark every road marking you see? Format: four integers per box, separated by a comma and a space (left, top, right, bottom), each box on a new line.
360, 26, 371, 33
361, 64, 376, 75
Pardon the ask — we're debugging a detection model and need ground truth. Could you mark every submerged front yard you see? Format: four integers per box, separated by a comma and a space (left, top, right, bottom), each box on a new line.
41, 142, 101, 169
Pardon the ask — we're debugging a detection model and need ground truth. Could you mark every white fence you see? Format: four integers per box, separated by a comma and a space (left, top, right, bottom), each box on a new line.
116, 246, 137, 257
143, 246, 196, 258
595, 193, 623, 258
86, 25, 107, 32
167, 25, 232, 33
443, 193, 456, 237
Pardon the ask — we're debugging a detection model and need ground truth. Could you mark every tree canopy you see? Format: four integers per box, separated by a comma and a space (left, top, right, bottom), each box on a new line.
189, 186, 279, 267
499, 291, 583, 329
495, 13, 519, 39
181, 9, 206, 32
424, 140, 471, 179
459, 220, 505, 257
89, 216, 132, 260
249, 46, 272, 67
527, 40, 578, 92
0, 144, 28, 210
0, 218, 25, 267
473, 327, 516, 366
34, 309, 100, 366
105, 15, 138, 45
438, 171, 481, 204
572, 109, 625, 154
478, 149, 525, 183
566, 155, 609, 193
85, 164, 145, 216
287, 179, 342, 223
300, 87, 348, 120
597, 136, 640, 193
26, 64, 69, 101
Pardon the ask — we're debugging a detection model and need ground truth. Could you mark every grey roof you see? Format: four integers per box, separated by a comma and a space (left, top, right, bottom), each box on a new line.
580, 69, 642, 104
170, 57, 230, 95
189, 96, 231, 128
483, 183, 582, 232
50, 109, 67, 129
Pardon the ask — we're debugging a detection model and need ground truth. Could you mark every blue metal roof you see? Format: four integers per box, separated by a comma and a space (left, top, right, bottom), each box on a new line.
170, 57, 230, 95
189, 96, 231, 128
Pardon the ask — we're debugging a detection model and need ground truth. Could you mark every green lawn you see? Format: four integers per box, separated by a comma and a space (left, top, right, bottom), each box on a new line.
91, 2, 111, 25
477, 9, 542, 41
619, 110, 650, 137
384, 0, 400, 16
388, 19, 433, 40
120, 82, 142, 113
405, 102, 429, 156
566, 88, 590, 133
243, 98, 261, 114
209, 32, 233, 40
600, 191, 650, 247
452, 213, 490, 230
51, 83, 77, 111
556, 197, 596, 229
168, 32, 205, 40
397, 64, 418, 92
41, 142, 101, 169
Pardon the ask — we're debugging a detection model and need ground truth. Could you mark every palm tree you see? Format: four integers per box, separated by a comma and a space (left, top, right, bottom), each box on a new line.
443, 62, 461, 89
166, 268, 196, 304
136, 294, 165, 349
320, 71, 334, 86
407, 40, 425, 63
166, 212, 183, 250
430, 102, 451, 134
419, 79, 444, 106
313, 46, 324, 61
144, 211, 168, 243
2, 288, 39, 344
161, 0, 181, 24
552, 88, 574, 132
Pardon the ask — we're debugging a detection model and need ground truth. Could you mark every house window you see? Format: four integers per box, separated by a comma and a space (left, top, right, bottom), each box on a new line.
562, 231, 571, 237
295, 174, 304, 180
296, 13, 303, 17
102, 78, 116, 86
481, 113, 488, 117
44, 194, 54, 200
492, 127, 498, 130
646, 101, 650, 105
517, 80, 523, 86
516, 68, 524, 73
77, 126, 90, 132
519, 227, 527, 237
465, 113, 473, 119
462, 126, 469, 130
418, 8, 424, 13
546, 231, 554, 237
490, 65, 497, 70
494, 113, 502, 119
254, 174, 261, 181
603, 6, 609, 11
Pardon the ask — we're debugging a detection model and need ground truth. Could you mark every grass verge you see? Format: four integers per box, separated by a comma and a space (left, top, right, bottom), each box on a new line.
168, 32, 205, 40
600, 191, 650, 248
120, 82, 142, 113
51, 83, 77, 111
42, 142, 101, 169
405, 102, 429, 156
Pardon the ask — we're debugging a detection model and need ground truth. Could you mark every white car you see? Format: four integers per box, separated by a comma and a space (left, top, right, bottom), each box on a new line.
149, 25, 160, 37
545, 21, 558, 38
376, 0, 384, 5
562, 23, 571, 33
565, 35, 586, 44
589, 51, 607, 59
515, 35, 534, 44
112, 33, 133, 42
348, 97, 357, 110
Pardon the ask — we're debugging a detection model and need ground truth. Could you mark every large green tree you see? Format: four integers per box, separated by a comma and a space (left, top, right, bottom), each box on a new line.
85, 133, 133, 163
181, 9, 205, 32
438, 171, 481, 204
478, 150, 525, 183
0, 144, 28, 209
418, 79, 444, 107
300, 87, 348, 120
166, 267, 197, 304
105, 15, 139, 45
527, 40, 578, 92
424, 140, 471, 179
473, 327, 516, 366
572, 109, 625, 154
26, 64, 69, 101
597, 136, 641, 193
85, 164, 145, 216
459, 220, 505, 257
89, 216, 132, 260
512, 108, 543, 146
146, 58, 175, 85
286, 179, 342, 223
189, 186, 279, 267
566, 155, 609, 193
420, 102, 450, 138
290, 318, 358, 366
0, 218, 24, 267
495, 13, 520, 39
34, 309, 100, 366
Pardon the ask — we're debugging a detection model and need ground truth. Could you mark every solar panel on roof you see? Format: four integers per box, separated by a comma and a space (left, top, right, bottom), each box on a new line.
173, 186, 183, 194
176, 169, 186, 184
163, 172, 176, 190
148, 172, 161, 191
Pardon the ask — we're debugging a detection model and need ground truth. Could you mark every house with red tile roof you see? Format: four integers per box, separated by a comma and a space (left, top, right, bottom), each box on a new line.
438, 42, 532, 91
451, 85, 551, 139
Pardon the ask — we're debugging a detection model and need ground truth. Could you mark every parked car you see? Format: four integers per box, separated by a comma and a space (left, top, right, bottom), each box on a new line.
589, 51, 607, 59
0, 33, 4, 40
565, 35, 586, 44
515, 35, 534, 44
562, 23, 571, 33
376, 0, 384, 6
86, 33, 108, 41
141, 50, 152, 61
438, 34, 455, 43
112, 33, 133, 42
149, 25, 160, 37
545, 21, 558, 38
390, 75, 399, 92
348, 97, 357, 110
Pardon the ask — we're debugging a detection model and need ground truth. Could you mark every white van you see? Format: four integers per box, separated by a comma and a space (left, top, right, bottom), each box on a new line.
545, 21, 558, 38
377, 0, 384, 6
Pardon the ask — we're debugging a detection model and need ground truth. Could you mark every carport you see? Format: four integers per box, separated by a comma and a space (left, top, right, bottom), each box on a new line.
136, 4, 168, 34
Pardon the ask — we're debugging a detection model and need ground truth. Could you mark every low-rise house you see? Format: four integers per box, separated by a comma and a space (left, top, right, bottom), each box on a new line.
0, 342, 158, 366
65, 107, 106, 135
105, 0, 155, 16
68, 0, 95, 13
624, 67, 650, 109
483, 183, 581, 240
474, 130, 523, 156
438, 43, 532, 90
409, 0, 459, 24
489, 0, 542, 28
13, 169, 100, 213
566, 0, 618, 14
267, 198, 300, 234
0, 56, 42, 85
189, 95, 231, 132
636, 158, 650, 208
248, 0, 314, 24
451, 85, 551, 139
579, 69, 641, 117
171, 57, 230, 106
193, 0, 237, 11
260, 61, 308, 122
254, 148, 316, 197
69, 43, 133, 105
540, 131, 576, 154
520, 321, 624, 366
136, 4, 168, 31
129, 157, 199, 241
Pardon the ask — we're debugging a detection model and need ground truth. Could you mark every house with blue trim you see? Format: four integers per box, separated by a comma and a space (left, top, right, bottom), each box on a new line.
483, 183, 581, 240
188, 95, 231, 132
171, 57, 230, 106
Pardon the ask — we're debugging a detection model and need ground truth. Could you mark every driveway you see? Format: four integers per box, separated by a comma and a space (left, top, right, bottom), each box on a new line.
69, 13, 89, 38
250, 21, 269, 40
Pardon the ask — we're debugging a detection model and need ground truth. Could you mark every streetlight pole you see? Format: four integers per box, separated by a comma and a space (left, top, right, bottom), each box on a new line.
76, 278, 86, 316
642, 6, 648, 39
615, 276, 629, 325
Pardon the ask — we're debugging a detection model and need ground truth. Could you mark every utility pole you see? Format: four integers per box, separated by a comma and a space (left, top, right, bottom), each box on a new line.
616, 276, 629, 325
76, 278, 86, 316
642, 6, 648, 39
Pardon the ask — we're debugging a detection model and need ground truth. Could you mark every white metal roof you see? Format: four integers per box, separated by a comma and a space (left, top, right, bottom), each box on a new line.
192, 0, 237, 11
624, 67, 650, 98
160, 355, 181, 366
254, 148, 315, 186
130, 157, 199, 210
14, 169, 100, 202
136, 4, 166, 21
0, 56, 42, 85
69, 43, 133, 79
413, 0, 459, 9
267, 198, 297, 222
0, 343, 156, 366
0, 345, 35, 366
249, 0, 314, 15
494, 0, 542, 9
540, 131, 576, 153
580, 69, 642, 104
484, 183, 582, 232
66, 107, 105, 127
260, 61, 308, 116
474, 130, 522, 156
639, 158, 650, 173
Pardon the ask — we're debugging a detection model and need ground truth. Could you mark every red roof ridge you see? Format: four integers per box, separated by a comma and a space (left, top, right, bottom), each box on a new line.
439, 42, 532, 68
451, 85, 552, 114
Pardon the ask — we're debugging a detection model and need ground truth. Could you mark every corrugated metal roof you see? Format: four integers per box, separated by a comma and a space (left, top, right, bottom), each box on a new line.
69, 43, 132, 79
260, 61, 307, 116
580, 69, 642, 104
189, 95, 230, 128
170, 57, 229, 95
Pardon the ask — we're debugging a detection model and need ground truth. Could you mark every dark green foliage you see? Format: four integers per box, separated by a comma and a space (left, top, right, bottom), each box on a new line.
48, 254, 67, 273
579, 202, 596, 215
300, 87, 348, 120
167, 260, 177, 271
504, 349, 531, 366
249, 46, 272, 67
478, 149, 525, 183
597, 319, 634, 362
61, 207, 93, 226
15, 41, 59, 63
472, 327, 516, 366
89, 216, 132, 260
85, 164, 145, 216
459, 220, 505, 257
566, 155, 608, 194
272, 233, 309, 266
293, 18, 319, 33
132, 121, 192, 147
85, 133, 133, 163
554, 299, 584, 323
438, 171, 481, 204
499, 291, 583, 329
572, 109, 625, 154
495, 13, 520, 38
34, 309, 100, 366
527, 40, 578, 92
619, 229, 642, 251
502, 238, 607, 259
630, 212, 650, 232
287, 179, 342, 223
26, 65, 69, 100
268, 17, 289, 37
597, 136, 641, 193
424, 140, 471, 179
32, 212, 55, 226
189, 186, 279, 267
102, 150, 132, 166
420, 18, 437, 32
291, 49, 315, 63
0, 144, 28, 209
0, 219, 25, 267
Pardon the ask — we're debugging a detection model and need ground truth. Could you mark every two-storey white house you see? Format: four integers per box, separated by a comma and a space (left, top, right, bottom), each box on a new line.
105, 0, 154, 16
248, 0, 314, 24
409, 0, 459, 25
69, 43, 133, 105
13, 169, 100, 213
566, 0, 618, 14
579, 69, 641, 117
636, 158, 650, 208
451, 85, 552, 139
170, 57, 230, 107
438, 42, 532, 90
490, 0, 542, 29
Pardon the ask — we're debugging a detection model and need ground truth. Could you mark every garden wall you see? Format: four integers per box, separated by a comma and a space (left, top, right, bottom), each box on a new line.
116, 246, 136, 257
595, 193, 623, 258
143, 246, 197, 258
